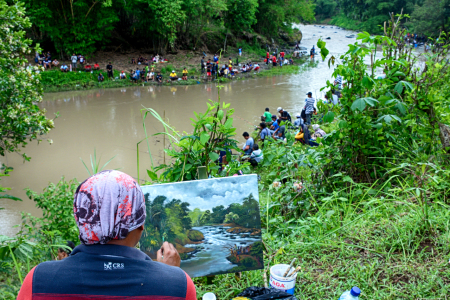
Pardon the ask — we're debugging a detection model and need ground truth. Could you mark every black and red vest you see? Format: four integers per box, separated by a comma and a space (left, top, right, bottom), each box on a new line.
31, 244, 188, 300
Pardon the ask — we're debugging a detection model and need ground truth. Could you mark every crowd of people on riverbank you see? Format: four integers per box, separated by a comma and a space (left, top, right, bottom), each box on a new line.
403, 32, 442, 52
33, 45, 301, 87
237, 76, 344, 168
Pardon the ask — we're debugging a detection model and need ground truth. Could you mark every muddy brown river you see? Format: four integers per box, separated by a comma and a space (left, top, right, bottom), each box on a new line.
1, 25, 392, 236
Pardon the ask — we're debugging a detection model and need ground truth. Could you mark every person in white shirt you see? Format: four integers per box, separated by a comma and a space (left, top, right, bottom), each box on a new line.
332, 93, 339, 105
248, 144, 263, 167
293, 113, 303, 128
71, 53, 77, 71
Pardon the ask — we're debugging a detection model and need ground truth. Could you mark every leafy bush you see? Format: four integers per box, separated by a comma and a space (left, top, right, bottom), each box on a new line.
240, 257, 257, 268
187, 230, 204, 241
25, 177, 80, 244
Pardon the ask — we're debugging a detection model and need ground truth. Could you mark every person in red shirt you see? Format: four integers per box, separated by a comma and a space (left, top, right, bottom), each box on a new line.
266, 51, 270, 65
280, 51, 285, 59
17, 170, 197, 300
93, 62, 100, 70
271, 55, 277, 67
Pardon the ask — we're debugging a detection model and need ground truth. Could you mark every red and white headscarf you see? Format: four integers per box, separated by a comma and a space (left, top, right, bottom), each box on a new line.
73, 170, 146, 245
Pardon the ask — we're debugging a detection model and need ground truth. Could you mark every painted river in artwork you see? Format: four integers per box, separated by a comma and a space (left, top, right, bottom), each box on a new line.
181, 225, 262, 277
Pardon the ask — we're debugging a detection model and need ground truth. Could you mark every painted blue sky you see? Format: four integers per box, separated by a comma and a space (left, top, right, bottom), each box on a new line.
141, 175, 258, 211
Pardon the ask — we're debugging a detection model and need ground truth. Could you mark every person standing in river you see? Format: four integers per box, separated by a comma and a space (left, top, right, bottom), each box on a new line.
17, 170, 197, 300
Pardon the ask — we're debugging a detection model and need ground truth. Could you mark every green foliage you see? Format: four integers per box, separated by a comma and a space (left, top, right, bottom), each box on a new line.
207, 194, 261, 228
314, 0, 336, 20
324, 0, 449, 35
318, 13, 450, 182
22, 0, 118, 55
409, 0, 450, 36
0, 0, 54, 161
19, 0, 314, 55
141, 98, 244, 181
187, 230, 204, 241
255, 0, 315, 35
225, 0, 259, 32
25, 177, 80, 244
1, 177, 80, 299
140, 195, 193, 252
80, 148, 117, 176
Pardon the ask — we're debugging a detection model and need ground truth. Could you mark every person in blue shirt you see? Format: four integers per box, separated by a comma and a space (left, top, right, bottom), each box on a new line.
269, 115, 279, 134
259, 122, 271, 142
293, 113, 303, 128
214, 54, 219, 63
135, 68, 141, 81
242, 132, 254, 155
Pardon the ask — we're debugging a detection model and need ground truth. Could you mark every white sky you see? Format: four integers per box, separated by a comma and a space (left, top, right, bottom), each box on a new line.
141, 175, 258, 211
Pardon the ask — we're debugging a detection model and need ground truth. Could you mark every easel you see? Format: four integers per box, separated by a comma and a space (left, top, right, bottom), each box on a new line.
197, 166, 241, 285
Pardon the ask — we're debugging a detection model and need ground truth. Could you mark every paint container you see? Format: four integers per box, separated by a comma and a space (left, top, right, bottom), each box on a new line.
202, 292, 216, 300
269, 264, 298, 295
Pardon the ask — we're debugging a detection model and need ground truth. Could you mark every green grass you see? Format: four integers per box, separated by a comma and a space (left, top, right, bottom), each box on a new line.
192, 182, 450, 299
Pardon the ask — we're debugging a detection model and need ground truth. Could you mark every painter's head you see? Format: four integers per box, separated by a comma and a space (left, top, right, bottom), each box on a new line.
73, 170, 146, 246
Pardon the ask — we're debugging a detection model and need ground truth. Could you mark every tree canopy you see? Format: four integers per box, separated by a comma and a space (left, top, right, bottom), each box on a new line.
17, 0, 315, 56
315, 0, 450, 36
0, 0, 54, 162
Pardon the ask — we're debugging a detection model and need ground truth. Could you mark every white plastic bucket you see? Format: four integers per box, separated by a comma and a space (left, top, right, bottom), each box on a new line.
269, 264, 298, 295
202, 292, 216, 300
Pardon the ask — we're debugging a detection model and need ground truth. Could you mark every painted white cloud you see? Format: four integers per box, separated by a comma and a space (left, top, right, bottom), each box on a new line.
141, 175, 258, 211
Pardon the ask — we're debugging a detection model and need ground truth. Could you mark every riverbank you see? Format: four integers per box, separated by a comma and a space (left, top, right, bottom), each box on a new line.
40, 58, 309, 93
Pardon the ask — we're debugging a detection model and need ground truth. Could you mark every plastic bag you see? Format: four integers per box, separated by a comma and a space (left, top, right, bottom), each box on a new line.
235, 286, 298, 300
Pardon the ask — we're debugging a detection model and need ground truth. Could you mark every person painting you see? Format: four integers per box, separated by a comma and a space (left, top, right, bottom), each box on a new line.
57, 241, 75, 260
17, 170, 196, 300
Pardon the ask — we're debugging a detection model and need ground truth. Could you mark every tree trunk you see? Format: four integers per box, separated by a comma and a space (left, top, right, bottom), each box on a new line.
439, 123, 450, 153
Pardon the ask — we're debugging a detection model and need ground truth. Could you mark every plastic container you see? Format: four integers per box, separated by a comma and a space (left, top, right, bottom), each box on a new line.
269, 264, 298, 295
202, 292, 216, 300
338, 286, 361, 300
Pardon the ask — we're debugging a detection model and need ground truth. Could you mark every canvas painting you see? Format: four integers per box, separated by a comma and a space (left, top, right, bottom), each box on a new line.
139, 175, 264, 277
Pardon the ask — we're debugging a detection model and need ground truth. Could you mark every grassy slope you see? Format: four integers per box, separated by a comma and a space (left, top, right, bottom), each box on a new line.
193, 193, 450, 299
